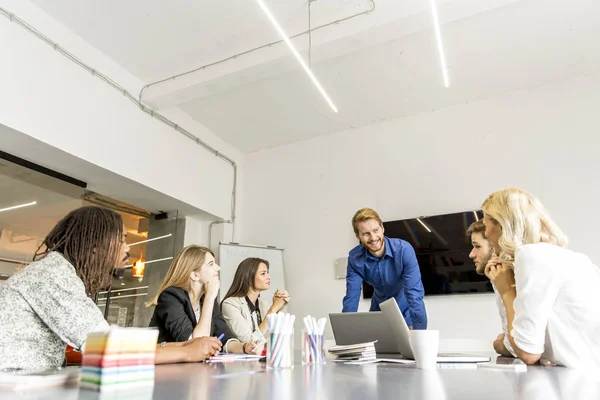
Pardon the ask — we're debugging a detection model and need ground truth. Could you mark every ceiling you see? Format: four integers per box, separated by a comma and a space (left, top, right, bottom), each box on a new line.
30, 0, 600, 152
29, 0, 331, 82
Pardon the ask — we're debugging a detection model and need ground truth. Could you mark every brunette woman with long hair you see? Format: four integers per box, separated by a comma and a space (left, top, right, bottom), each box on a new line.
220, 258, 290, 342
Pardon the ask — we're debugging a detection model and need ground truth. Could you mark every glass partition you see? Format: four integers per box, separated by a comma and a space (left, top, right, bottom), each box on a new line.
0, 153, 183, 329
95, 209, 183, 328
0, 156, 86, 283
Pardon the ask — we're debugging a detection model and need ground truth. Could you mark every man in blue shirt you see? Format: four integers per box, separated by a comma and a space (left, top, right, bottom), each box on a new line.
342, 208, 428, 329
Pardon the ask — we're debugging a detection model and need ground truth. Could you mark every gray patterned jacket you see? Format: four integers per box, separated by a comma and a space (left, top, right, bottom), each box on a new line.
0, 252, 108, 371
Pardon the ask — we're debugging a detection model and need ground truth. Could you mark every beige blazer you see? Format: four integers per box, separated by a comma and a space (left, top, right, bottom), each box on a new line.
221, 296, 270, 343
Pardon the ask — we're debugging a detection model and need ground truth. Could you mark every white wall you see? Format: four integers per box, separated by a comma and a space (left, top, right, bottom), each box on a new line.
241, 72, 600, 349
0, 0, 243, 220
183, 217, 209, 248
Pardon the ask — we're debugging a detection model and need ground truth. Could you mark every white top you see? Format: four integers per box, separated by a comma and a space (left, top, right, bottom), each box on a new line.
492, 284, 517, 357
188, 308, 201, 341
221, 296, 270, 343
512, 243, 600, 369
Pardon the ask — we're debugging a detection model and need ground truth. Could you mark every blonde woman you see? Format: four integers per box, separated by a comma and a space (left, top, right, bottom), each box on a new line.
220, 258, 290, 342
482, 188, 600, 369
147, 245, 263, 355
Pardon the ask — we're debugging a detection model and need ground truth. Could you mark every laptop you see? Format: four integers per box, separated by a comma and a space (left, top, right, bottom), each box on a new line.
329, 311, 401, 354
379, 298, 490, 363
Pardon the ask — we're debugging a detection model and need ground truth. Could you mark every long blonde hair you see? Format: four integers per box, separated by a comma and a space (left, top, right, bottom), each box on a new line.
145, 245, 214, 307
482, 188, 568, 268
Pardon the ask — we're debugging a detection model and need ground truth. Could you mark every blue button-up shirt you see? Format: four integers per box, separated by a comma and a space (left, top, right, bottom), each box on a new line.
342, 237, 428, 329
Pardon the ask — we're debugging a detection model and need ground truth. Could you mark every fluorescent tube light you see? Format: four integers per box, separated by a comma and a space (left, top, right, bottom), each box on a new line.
97, 292, 148, 302
416, 218, 432, 233
256, 0, 338, 112
430, 0, 450, 87
0, 201, 37, 213
123, 256, 173, 269
98, 286, 149, 295
128, 233, 172, 247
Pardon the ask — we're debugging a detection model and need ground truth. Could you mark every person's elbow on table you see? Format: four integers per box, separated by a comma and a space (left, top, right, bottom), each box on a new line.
516, 349, 542, 365
511, 334, 542, 364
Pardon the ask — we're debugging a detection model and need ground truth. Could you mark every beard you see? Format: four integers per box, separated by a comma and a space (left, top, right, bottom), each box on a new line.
476, 253, 492, 275
114, 252, 130, 269
365, 237, 384, 252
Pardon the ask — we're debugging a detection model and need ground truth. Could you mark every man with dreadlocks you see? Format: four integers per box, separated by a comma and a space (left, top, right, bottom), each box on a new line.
0, 206, 221, 371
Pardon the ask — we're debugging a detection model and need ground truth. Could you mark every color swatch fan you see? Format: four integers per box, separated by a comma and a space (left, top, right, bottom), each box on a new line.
80, 326, 158, 392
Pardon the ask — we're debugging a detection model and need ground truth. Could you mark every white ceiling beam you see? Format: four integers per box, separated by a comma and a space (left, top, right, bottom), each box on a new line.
141, 0, 520, 110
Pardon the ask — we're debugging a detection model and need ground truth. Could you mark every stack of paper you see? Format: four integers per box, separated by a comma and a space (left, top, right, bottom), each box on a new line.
328, 341, 377, 362
80, 326, 158, 392
206, 353, 264, 363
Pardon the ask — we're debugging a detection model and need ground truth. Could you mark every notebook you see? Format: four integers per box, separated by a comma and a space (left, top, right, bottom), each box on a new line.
328, 341, 377, 362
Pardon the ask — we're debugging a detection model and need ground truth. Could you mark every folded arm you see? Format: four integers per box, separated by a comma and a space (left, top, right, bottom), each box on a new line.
500, 290, 542, 364
489, 248, 560, 365
493, 333, 514, 357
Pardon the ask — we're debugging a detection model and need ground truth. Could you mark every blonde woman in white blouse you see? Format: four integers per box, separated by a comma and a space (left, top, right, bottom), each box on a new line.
221, 258, 290, 343
482, 188, 600, 369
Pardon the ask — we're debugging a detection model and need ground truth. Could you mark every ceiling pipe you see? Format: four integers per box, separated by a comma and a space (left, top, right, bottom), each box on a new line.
208, 219, 231, 252
0, 6, 238, 240
0, 1, 378, 247
138, 0, 376, 102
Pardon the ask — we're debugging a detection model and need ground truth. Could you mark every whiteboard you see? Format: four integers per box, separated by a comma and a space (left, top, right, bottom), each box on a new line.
218, 242, 286, 303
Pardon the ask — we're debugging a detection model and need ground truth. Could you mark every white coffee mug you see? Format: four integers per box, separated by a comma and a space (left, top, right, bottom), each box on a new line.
410, 330, 439, 370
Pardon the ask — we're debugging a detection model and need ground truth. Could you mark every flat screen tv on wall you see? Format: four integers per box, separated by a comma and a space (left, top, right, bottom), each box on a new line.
362, 210, 492, 297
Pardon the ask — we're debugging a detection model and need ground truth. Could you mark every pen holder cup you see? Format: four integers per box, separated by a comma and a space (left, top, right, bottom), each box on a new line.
267, 330, 294, 369
302, 329, 326, 365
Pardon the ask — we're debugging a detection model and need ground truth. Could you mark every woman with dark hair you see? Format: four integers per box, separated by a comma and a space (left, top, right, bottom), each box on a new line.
221, 258, 290, 342
0, 206, 220, 371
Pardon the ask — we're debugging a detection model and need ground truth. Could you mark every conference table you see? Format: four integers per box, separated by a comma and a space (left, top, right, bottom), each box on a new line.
5, 354, 600, 399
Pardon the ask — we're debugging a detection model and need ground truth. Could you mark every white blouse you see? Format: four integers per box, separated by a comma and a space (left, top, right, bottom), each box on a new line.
512, 243, 600, 369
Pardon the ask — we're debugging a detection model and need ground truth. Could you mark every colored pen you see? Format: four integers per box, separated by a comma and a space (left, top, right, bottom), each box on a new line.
217, 333, 225, 341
